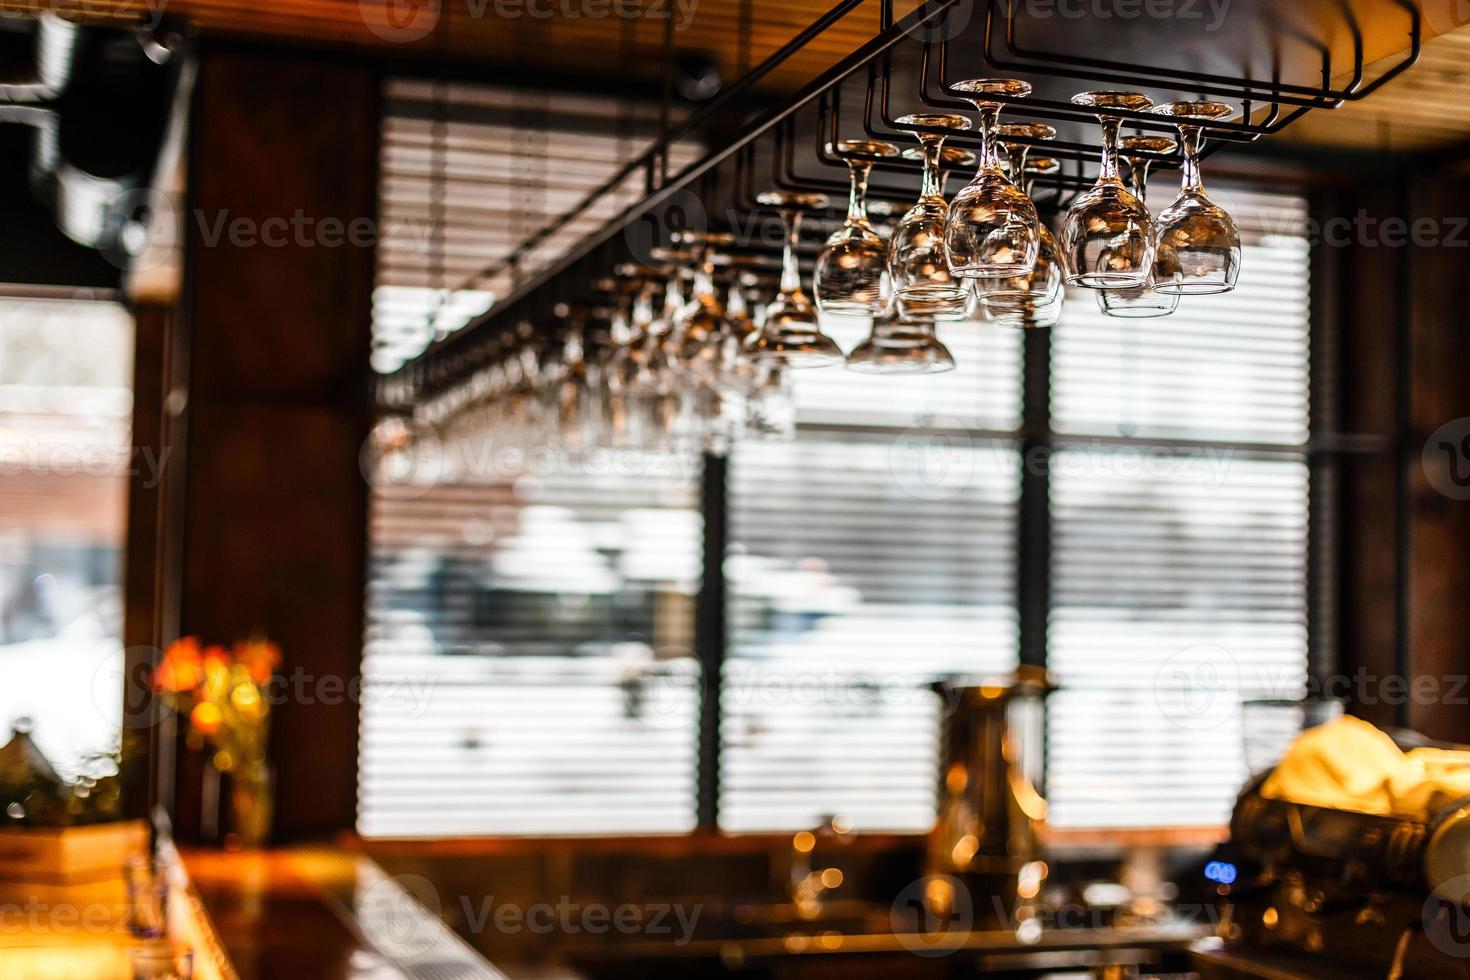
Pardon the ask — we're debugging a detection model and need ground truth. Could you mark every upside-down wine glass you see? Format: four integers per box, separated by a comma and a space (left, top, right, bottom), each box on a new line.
983, 155, 1066, 328
815, 139, 899, 316
1061, 91, 1156, 288
974, 123, 1063, 323
945, 78, 1041, 279
1149, 101, 1241, 294
748, 191, 844, 367
1097, 135, 1181, 318
846, 310, 955, 374
889, 113, 973, 320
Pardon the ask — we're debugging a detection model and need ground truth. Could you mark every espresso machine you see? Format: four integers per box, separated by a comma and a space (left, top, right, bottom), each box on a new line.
1200, 737, 1470, 979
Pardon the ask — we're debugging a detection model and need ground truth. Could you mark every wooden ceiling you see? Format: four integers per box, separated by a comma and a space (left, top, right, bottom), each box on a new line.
9, 0, 1470, 154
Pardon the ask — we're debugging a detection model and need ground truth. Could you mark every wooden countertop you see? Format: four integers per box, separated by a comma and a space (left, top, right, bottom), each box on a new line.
180, 848, 504, 980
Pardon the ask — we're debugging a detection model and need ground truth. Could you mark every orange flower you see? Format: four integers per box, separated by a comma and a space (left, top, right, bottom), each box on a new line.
234, 638, 282, 686
190, 702, 223, 736
154, 637, 205, 693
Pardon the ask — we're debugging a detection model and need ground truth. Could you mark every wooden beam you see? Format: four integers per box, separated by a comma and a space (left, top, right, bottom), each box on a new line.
168, 43, 378, 841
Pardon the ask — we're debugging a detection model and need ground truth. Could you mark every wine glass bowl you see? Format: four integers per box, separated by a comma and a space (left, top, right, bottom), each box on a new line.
846, 312, 955, 374
976, 126, 1063, 320
889, 113, 974, 320
815, 139, 899, 317
1150, 101, 1241, 295
945, 78, 1041, 280
1097, 134, 1182, 318
1060, 90, 1157, 289
749, 190, 845, 368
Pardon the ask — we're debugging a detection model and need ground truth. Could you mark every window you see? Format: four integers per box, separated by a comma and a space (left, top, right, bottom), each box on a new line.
721, 319, 1022, 832
358, 77, 1315, 838
0, 293, 134, 777
1044, 188, 1312, 828
359, 455, 703, 837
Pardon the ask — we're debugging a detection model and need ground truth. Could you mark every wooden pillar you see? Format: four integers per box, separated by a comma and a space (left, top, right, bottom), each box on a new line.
1335, 175, 1470, 744
169, 45, 378, 840
1404, 178, 1470, 743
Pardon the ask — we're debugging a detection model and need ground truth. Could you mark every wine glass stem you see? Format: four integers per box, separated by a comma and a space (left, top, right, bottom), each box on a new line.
1128, 159, 1150, 200
846, 160, 872, 224
1097, 115, 1122, 182
779, 209, 803, 295
1179, 124, 1205, 194
919, 134, 946, 200
977, 102, 1002, 172
1005, 142, 1029, 184
693, 250, 716, 299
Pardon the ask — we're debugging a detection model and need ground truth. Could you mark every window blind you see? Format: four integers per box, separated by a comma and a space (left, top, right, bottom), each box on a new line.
720, 317, 1022, 832
1045, 188, 1312, 829
358, 457, 703, 837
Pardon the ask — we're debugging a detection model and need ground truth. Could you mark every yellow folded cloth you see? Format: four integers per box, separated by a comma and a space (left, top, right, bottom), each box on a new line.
1259, 715, 1470, 820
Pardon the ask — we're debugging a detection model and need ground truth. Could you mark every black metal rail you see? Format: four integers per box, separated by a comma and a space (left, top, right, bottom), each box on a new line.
379, 0, 1422, 410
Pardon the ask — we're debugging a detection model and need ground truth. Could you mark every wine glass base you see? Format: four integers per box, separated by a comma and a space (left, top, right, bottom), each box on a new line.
1151, 280, 1235, 296
1098, 304, 1178, 318
951, 263, 1037, 280
817, 300, 888, 317
1068, 272, 1147, 289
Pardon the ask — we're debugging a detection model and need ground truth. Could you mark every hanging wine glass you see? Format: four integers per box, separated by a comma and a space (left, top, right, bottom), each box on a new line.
846, 310, 955, 374
748, 191, 845, 368
815, 139, 899, 317
980, 156, 1066, 328
889, 113, 973, 320
1149, 101, 1241, 294
944, 78, 1041, 280
1061, 91, 1156, 288
974, 123, 1063, 320
1097, 135, 1181, 318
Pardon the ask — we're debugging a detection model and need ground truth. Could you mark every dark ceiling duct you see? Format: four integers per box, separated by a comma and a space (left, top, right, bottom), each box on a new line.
0, 16, 168, 255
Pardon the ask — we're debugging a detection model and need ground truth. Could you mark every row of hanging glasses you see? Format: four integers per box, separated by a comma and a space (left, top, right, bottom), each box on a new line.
790, 80, 1243, 366
413, 244, 804, 459
410, 80, 1243, 457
